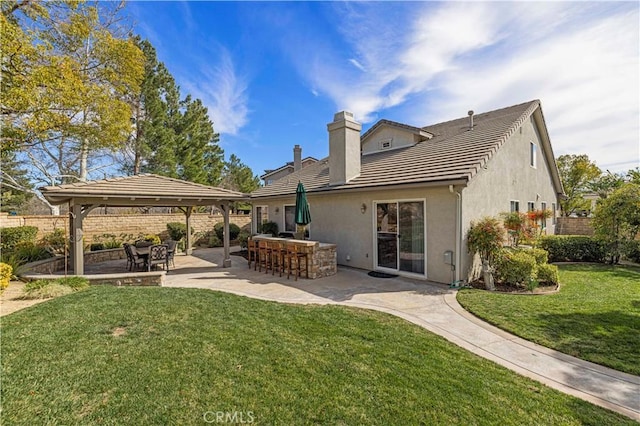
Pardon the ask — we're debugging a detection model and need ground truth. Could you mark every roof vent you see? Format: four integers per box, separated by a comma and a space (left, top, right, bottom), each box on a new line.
468, 110, 474, 130
379, 138, 393, 150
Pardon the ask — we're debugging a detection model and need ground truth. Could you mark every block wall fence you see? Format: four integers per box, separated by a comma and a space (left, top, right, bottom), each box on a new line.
0, 212, 252, 242
555, 217, 594, 236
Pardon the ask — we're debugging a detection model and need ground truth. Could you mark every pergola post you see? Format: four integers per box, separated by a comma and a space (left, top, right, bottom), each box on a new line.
221, 201, 232, 267
69, 202, 84, 275
185, 206, 193, 255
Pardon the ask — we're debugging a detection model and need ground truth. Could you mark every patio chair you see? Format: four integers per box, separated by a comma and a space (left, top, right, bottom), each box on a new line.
127, 244, 147, 271
165, 240, 178, 269
147, 244, 168, 272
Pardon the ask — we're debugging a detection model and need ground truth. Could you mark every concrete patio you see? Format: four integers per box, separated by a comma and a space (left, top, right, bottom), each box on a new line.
17, 247, 640, 420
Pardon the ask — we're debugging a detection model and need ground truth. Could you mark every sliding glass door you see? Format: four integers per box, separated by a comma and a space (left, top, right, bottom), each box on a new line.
375, 201, 425, 275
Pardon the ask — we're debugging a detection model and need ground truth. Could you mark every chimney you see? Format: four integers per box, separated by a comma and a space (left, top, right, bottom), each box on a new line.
468, 110, 474, 130
328, 111, 362, 185
293, 144, 302, 171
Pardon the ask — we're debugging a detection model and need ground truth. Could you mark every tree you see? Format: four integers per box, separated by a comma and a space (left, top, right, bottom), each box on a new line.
467, 217, 505, 290
0, 150, 32, 212
221, 154, 260, 193
219, 154, 259, 212
1, 1, 143, 212
119, 39, 225, 186
591, 183, 640, 264
589, 170, 625, 199
556, 154, 601, 216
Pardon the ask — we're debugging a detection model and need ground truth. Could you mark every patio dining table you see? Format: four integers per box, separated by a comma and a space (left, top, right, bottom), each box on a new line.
131, 243, 174, 270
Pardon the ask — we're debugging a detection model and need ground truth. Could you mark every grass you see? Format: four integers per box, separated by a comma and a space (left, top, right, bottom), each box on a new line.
1, 286, 635, 425
458, 263, 640, 375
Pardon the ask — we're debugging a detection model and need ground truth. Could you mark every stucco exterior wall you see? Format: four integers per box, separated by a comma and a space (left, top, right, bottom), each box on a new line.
460, 115, 560, 279
253, 186, 457, 284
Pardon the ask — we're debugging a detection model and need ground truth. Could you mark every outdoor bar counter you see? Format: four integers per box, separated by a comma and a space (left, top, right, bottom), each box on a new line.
252, 235, 337, 279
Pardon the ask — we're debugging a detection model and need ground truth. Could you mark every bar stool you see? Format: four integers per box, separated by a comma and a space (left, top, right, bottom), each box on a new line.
257, 240, 272, 273
270, 240, 287, 277
247, 237, 258, 269
286, 242, 309, 280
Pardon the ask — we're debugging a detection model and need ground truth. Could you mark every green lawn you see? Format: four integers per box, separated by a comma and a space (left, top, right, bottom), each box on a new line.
1, 286, 634, 425
458, 263, 640, 375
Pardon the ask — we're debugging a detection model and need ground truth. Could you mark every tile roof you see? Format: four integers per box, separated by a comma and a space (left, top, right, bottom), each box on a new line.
252, 100, 541, 198
41, 174, 248, 205
261, 157, 319, 178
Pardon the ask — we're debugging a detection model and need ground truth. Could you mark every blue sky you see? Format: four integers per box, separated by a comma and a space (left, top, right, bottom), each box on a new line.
128, 1, 639, 177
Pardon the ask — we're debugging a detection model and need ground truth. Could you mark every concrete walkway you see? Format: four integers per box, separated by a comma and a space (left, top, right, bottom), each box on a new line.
159, 248, 638, 420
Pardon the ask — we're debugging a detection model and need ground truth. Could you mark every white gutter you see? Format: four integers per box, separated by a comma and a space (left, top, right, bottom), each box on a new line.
449, 185, 462, 284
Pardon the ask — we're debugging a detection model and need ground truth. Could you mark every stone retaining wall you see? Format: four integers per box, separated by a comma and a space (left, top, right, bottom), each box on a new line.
0, 212, 251, 242
21, 248, 126, 274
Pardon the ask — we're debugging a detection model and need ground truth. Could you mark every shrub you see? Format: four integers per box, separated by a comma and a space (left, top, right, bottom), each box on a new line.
22, 277, 90, 299
103, 240, 122, 249
501, 212, 528, 247
238, 231, 250, 249
40, 228, 67, 255
14, 242, 52, 263
537, 263, 559, 285
526, 247, 549, 265
622, 240, 640, 264
56, 276, 90, 290
213, 222, 241, 240
23, 283, 73, 299
166, 222, 188, 241
0, 226, 38, 253
538, 235, 607, 263
90, 243, 105, 251
208, 233, 222, 248
261, 221, 278, 237
0, 262, 12, 293
493, 248, 537, 287
466, 217, 505, 263
144, 234, 161, 245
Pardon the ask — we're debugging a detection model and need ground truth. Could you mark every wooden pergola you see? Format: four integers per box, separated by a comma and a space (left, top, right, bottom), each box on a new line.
40, 174, 250, 275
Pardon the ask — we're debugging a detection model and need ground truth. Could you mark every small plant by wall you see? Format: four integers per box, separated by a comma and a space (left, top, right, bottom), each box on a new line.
0, 262, 12, 293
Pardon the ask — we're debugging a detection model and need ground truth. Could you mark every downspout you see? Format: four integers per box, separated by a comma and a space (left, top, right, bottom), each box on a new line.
449, 185, 462, 284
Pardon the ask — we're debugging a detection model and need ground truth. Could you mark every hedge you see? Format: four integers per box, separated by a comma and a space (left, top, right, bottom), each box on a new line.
538, 235, 607, 263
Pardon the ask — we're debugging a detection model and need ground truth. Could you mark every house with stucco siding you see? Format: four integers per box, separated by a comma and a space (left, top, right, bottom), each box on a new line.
250, 100, 564, 284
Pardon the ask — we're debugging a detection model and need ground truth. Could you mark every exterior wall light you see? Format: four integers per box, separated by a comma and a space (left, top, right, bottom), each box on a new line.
360, 203, 367, 214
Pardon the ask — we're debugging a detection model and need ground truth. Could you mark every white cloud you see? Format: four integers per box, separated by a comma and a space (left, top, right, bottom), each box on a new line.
289, 2, 638, 172
183, 49, 250, 136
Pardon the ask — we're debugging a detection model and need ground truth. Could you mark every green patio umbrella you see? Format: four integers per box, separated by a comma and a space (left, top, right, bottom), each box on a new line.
295, 181, 312, 227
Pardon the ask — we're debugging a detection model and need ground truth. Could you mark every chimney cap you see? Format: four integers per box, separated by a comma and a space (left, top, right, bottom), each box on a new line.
333, 111, 355, 121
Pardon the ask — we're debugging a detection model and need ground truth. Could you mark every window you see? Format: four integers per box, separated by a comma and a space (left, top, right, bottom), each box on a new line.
255, 206, 268, 233
284, 205, 296, 232
510, 200, 520, 212
552, 203, 557, 225
530, 142, 537, 168
541, 202, 547, 230
527, 202, 535, 212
